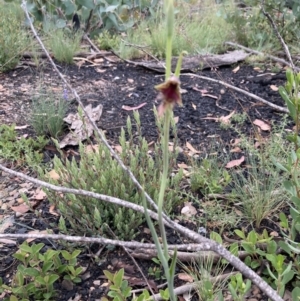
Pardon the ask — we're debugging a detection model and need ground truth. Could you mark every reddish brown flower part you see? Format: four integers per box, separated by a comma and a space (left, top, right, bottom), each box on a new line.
155, 75, 182, 116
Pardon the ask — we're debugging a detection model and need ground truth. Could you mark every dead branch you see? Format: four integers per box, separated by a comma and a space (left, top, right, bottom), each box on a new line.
130, 249, 249, 263
181, 73, 288, 113
0, 232, 206, 252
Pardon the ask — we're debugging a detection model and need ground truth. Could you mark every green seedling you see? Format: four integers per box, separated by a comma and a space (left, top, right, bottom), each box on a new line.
265, 254, 294, 297
228, 273, 251, 301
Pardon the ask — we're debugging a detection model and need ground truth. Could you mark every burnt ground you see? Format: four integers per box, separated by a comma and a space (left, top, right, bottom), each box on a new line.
0, 56, 294, 301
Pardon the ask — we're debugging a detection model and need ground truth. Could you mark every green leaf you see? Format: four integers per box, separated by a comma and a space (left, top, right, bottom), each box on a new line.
106, 5, 119, 12
104, 270, 114, 282
61, 250, 72, 261
23, 267, 40, 277
279, 86, 296, 121
267, 240, 277, 254
42, 261, 54, 273
234, 229, 245, 239
292, 287, 300, 300
19, 243, 33, 253
284, 180, 297, 196
210, 231, 222, 243
35, 276, 46, 285
48, 274, 60, 285
114, 268, 124, 288
247, 230, 257, 244
241, 242, 255, 254
71, 249, 81, 259
76, 0, 95, 9
291, 196, 300, 209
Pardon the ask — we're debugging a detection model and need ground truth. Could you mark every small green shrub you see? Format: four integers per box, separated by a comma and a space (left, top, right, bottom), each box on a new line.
47, 29, 81, 64
0, 4, 29, 72
97, 30, 121, 51
0, 242, 83, 301
0, 124, 48, 166
41, 111, 184, 240
30, 88, 68, 138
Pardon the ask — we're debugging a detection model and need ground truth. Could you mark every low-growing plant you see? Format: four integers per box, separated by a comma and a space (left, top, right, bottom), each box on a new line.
231, 112, 247, 125
228, 273, 251, 301
30, 88, 69, 138
0, 3, 30, 72
229, 124, 290, 228
0, 242, 83, 301
148, 257, 165, 281
102, 268, 169, 301
190, 150, 231, 195
97, 30, 121, 51
0, 124, 48, 166
234, 228, 294, 297
41, 111, 184, 240
46, 29, 81, 64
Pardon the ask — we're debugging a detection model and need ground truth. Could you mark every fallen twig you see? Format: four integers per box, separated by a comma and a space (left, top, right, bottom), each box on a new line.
181, 73, 288, 113
225, 41, 300, 72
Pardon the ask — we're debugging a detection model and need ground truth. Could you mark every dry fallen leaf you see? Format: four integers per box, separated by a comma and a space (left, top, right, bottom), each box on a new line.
270, 85, 278, 91
177, 163, 190, 169
60, 104, 103, 148
181, 202, 197, 217
186, 142, 200, 153
114, 145, 123, 153
122, 102, 147, 111
49, 205, 59, 216
177, 273, 194, 283
0, 216, 15, 233
225, 156, 245, 168
232, 66, 240, 73
202, 111, 235, 124
253, 119, 271, 131
230, 147, 242, 153
33, 189, 47, 201
11, 203, 31, 214
48, 169, 60, 180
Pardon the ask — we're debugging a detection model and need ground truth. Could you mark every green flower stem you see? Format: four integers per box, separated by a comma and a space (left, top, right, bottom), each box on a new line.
158, 107, 172, 260
165, 0, 174, 80
142, 195, 176, 301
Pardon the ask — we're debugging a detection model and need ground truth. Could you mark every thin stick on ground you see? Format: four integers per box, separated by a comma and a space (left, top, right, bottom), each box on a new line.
225, 41, 300, 72
181, 73, 288, 113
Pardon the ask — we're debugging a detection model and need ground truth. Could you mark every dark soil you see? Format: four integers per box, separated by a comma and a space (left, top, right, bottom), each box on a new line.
0, 57, 293, 301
